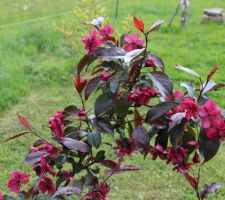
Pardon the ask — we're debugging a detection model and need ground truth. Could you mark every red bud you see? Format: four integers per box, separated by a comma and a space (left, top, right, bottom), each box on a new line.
133, 16, 145, 32
207, 66, 218, 80
74, 75, 87, 93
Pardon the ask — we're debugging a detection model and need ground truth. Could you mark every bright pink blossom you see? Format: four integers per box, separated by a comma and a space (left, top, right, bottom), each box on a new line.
205, 118, 225, 139
39, 175, 55, 194
0, 191, 3, 200
167, 146, 189, 166
198, 100, 221, 129
148, 144, 167, 161
100, 72, 110, 81
82, 30, 101, 55
49, 111, 65, 139
98, 25, 114, 39
179, 98, 199, 120
128, 88, 158, 105
7, 171, 30, 194
124, 33, 144, 52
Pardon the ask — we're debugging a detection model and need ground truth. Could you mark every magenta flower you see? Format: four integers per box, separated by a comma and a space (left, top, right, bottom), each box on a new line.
100, 72, 110, 81
83, 182, 110, 200
179, 98, 199, 120
114, 137, 136, 158
98, 25, 114, 38
0, 191, 3, 200
124, 33, 144, 52
82, 30, 101, 55
7, 171, 30, 194
148, 144, 168, 161
205, 118, 225, 139
198, 100, 222, 128
34, 156, 55, 176
49, 111, 65, 139
128, 88, 158, 105
39, 175, 55, 194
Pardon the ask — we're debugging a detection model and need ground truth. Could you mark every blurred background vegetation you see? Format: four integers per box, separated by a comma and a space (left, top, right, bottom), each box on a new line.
0, 0, 225, 199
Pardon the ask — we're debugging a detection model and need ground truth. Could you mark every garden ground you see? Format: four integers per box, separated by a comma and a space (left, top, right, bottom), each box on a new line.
0, 0, 225, 199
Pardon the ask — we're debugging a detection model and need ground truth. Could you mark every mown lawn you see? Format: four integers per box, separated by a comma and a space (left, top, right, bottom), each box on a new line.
0, 0, 225, 199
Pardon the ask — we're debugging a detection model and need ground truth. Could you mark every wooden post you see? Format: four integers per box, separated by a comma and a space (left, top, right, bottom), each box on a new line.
181, 0, 188, 27
168, 2, 181, 27
115, 0, 119, 18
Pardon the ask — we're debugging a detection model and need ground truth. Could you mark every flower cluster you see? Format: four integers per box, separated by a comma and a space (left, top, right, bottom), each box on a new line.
2, 16, 224, 200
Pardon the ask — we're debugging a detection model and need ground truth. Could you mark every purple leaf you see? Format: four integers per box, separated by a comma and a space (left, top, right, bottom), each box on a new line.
101, 160, 118, 169
168, 112, 186, 132
149, 54, 165, 69
93, 47, 125, 59
149, 71, 173, 97
199, 129, 220, 162
60, 137, 90, 153
85, 76, 101, 100
145, 101, 178, 123
24, 151, 48, 164
53, 186, 81, 197
133, 126, 150, 149
77, 55, 96, 75
147, 19, 164, 34
201, 183, 221, 199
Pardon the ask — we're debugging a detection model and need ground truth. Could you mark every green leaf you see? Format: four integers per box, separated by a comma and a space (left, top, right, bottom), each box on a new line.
94, 93, 114, 116
88, 131, 101, 148
95, 117, 114, 135
113, 93, 131, 118
175, 64, 200, 78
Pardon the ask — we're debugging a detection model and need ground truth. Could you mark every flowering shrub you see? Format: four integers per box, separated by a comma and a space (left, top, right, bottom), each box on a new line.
2, 16, 225, 199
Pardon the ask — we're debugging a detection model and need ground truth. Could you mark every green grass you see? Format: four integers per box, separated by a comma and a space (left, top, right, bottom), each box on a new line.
0, 0, 225, 199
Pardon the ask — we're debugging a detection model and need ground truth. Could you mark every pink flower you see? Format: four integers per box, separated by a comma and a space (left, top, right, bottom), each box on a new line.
7, 171, 30, 194
100, 72, 110, 81
179, 98, 199, 120
82, 30, 101, 55
124, 33, 144, 52
114, 137, 136, 158
77, 108, 87, 117
83, 182, 110, 200
128, 88, 158, 105
205, 118, 225, 139
39, 175, 55, 194
148, 144, 168, 161
0, 191, 3, 200
198, 100, 221, 128
98, 25, 114, 39
49, 111, 65, 139
34, 156, 55, 176
167, 146, 189, 166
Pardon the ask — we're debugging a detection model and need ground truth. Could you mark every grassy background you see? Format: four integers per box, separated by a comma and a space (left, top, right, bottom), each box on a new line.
0, 0, 225, 199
